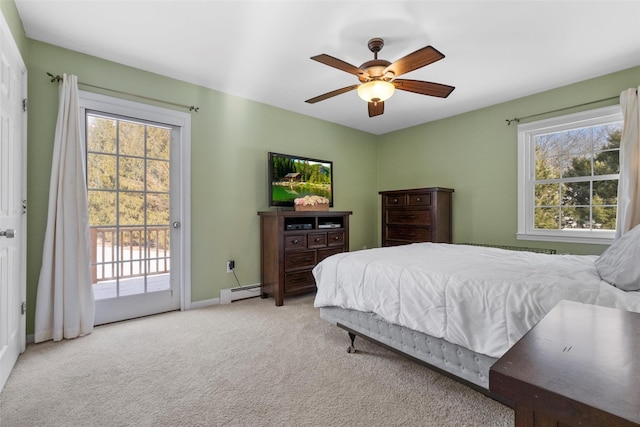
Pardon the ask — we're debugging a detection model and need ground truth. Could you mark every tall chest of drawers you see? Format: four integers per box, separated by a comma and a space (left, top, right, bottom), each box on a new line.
379, 187, 453, 246
258, 210, 352, 306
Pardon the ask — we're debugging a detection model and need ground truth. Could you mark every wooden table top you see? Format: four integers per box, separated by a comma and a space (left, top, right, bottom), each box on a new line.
490, 300, 640, 426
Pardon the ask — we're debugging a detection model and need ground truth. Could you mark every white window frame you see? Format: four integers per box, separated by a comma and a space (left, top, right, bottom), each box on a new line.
517, 105, 622, 245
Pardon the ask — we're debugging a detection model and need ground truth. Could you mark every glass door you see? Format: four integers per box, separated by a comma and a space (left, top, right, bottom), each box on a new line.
86, 111, 180, 324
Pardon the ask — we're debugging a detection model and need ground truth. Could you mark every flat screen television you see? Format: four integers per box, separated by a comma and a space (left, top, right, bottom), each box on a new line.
268, 152, 333, 208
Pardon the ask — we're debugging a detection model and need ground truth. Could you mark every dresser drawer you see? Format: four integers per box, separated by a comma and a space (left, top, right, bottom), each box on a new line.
384, 195, 406, 207
284, 270, 315, 291
387, 209, 430, 225
317, 247, 344, 263
386, 225, 430, 242
327, 231, 345, 246
284, 251, 316, 270
307, 233, 327, 249
285, 235, 306, 250
408, 193, 431, 206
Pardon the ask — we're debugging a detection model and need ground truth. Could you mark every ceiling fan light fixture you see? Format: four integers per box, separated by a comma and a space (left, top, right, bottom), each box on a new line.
308, 38, 453, 117
357, 80, 395, 103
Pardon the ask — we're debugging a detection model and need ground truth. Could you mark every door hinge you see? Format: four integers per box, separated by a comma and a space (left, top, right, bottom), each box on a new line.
22, 199, 27, 215
20, 301, 26, 315
22, 98, 27, 112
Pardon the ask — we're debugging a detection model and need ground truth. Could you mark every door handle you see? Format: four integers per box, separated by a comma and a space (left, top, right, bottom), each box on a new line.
0, 229, 16, 238
172, 221, 181, 229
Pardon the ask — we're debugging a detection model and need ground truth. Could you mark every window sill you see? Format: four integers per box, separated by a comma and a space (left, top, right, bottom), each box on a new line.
516, 232, 614, 245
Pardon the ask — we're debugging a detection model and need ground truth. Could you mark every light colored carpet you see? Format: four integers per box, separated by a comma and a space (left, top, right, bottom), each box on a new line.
0, 294, 513, 426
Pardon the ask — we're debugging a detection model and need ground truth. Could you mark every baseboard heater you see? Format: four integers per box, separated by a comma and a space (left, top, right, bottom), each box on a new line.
219, 284, 261, 304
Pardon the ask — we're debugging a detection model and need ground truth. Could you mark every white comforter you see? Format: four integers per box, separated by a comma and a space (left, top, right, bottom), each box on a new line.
313, 243, 640, 358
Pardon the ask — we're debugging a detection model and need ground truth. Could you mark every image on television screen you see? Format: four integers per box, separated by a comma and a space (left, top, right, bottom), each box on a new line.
269, 152, 333, 207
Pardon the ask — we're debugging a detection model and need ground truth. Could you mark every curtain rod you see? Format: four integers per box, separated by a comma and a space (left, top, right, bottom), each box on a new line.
505, 89, 638, 125
46, 72, 199, 113
505, 95, 622, 125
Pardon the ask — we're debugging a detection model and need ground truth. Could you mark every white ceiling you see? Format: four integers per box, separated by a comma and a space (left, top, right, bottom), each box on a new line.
14, 0, 640, 135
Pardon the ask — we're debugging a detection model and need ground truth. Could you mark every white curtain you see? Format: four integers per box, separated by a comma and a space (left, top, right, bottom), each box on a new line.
616, 87, 640, 238
34, 74, 95, 343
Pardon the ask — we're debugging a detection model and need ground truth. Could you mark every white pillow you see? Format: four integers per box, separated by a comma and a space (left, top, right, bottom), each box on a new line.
595, 224, 640, 291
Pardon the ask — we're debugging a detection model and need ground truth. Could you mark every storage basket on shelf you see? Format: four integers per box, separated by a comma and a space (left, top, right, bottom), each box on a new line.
294, 203, 329, 211
293, 196, 330, 211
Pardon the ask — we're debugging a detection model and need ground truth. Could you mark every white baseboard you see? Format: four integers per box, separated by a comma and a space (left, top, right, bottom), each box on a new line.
219, 283, 261, 304
189, 297, 220, 309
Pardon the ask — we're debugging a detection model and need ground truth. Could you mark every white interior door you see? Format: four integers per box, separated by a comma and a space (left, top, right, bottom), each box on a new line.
0, 12, 27, 392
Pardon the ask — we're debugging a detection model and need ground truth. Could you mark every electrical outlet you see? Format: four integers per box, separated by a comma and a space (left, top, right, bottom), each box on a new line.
226, 260, 235, 273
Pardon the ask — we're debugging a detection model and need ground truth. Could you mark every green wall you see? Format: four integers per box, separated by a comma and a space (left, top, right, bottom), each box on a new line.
3, 2, 639, 336
377, 66, 640, 255
24, 40, 378, 335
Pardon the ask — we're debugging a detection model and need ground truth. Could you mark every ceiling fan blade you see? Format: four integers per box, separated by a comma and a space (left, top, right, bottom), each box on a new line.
384, 46, 445, 77
368, 101, 384, 117
305, 85, 359, 104
311, 54, 365, 77
393, 79, 455, 98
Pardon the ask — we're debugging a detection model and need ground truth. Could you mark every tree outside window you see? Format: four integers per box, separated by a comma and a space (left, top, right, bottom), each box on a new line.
534, 124, 620, 231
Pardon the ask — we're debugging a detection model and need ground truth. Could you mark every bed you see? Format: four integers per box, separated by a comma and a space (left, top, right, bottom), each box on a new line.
312, 228, 640, 395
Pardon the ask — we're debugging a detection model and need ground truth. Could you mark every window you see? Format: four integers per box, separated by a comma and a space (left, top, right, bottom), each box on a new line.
517, 105, 622, 244
86, 112, 172, 299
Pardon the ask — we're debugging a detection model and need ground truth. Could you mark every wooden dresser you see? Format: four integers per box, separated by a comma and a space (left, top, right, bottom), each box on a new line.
490, 301, 640, 427
258, 210, 352, 306
379, 187, 453, 246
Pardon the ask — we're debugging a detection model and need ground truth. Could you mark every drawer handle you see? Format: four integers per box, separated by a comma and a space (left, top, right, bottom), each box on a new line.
292, 239, 299, 244
406, 215, 417, 219
315, 238, 321, 242
416, 197, 421, 202
392, 198, 398, 203
334, 236, 340, 241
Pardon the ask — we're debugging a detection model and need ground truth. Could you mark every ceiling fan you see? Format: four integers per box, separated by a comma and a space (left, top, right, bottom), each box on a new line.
305, 38, 455, 117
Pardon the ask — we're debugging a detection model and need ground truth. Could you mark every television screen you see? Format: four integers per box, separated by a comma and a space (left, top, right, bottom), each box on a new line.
268, 152, 333, 207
